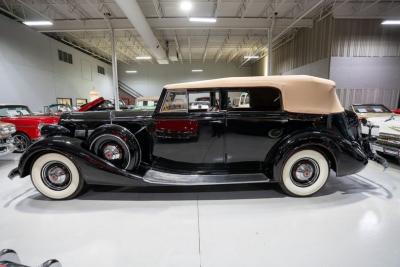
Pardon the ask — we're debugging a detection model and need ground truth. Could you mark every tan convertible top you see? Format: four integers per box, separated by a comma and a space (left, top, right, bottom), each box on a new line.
164, 75, 344, 114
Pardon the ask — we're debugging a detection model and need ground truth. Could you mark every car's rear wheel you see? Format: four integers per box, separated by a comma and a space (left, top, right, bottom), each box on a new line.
279, 149, 329, 197
31, 153, 84, 200
13, 132, 31, 153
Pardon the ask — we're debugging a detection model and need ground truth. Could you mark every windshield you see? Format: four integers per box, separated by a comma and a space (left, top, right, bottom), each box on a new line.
352, 104, 392, 113
0, 105, 32, 117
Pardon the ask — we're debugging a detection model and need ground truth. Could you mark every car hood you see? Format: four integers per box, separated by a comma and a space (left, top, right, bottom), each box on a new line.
61, 110, 154, 121
368, 115, 400, 136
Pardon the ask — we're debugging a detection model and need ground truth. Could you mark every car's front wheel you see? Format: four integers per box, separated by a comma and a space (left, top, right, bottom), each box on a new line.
279, 149, 329, 197
31, 153, 84, 200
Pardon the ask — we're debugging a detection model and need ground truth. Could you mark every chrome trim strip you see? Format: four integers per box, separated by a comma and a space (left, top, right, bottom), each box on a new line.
143, 169, 269, 185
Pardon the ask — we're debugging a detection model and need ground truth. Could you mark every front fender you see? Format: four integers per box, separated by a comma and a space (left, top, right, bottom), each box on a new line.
15, 136, 147, 186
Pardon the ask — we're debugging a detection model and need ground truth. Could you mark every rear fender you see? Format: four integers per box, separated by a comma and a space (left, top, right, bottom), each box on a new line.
17, 136, 147, 186
265, 131, 367, 180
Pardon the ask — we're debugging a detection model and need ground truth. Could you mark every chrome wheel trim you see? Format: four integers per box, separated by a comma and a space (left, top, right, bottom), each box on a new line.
290, 158, 320, 187
40, 161, 72, 191
90, 134, 132, 169
13, 134, 29, 152
102, 143, 123, 160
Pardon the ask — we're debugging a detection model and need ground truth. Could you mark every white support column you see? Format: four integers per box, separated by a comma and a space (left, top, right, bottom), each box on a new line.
111, 29, 120, 111
267, 27, 272, 75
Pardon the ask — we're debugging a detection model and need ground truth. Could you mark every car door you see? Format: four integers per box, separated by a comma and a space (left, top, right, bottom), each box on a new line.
152, 88, 225, 171
223, 87, 288, 172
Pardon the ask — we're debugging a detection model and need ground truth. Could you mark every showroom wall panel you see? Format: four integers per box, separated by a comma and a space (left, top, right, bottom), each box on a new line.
271, 16, 333, 77
330, 19, 400, 108
0, 15, 113, 112
118, 63, 252, 97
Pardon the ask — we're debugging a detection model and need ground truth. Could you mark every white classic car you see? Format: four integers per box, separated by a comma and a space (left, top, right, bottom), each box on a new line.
351, 104, 400, 161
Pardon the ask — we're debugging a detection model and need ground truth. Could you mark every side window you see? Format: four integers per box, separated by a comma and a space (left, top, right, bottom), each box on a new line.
188, 90, 220, 112
227, 88, 281, 111
227, 90, 250, 109
161, 91, 188, 112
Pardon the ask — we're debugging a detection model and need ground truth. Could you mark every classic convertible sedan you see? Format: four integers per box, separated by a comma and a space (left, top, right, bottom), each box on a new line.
9, 76, 376, 199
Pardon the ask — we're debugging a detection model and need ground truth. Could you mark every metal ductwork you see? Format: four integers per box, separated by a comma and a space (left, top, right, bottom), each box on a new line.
114, 0, 169, 64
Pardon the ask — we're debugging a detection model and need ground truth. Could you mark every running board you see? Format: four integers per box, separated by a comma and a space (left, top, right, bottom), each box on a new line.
143, 169, 269, 185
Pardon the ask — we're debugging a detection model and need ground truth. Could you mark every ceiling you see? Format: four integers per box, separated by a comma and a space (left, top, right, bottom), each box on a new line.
0, 0, 399, 65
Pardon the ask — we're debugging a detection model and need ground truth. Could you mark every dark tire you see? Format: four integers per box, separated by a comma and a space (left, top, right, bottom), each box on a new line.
89, 134, 140, 170
279, 149, 330, 197
13, 132, 31, 153
31, 153, 85, 200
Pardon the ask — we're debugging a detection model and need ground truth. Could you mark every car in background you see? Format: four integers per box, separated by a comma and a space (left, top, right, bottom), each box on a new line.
0, 105, 59, 152
393, 108, 400, 115
0, 122, 15, 156
132, 96, 158, 111
351, 104, 400, 161
79, 97, 127, 112
44, 104, 75, 116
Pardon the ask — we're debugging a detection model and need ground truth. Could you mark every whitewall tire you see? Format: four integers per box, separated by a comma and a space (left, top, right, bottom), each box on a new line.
280, 149, 329, 197
31, 153, 84, 200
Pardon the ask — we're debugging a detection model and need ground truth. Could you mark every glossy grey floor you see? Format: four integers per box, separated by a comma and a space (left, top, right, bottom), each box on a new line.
1, 154, 400, 267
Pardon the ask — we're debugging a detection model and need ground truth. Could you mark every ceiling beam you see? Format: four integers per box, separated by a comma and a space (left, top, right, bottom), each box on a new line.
35, 17, 314, 32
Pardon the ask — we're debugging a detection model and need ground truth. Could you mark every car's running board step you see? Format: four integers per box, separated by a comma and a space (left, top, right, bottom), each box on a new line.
143, 169, 269, 185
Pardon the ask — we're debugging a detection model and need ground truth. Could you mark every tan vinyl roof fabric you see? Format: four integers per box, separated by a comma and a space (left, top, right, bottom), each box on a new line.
164, 75, 344, 114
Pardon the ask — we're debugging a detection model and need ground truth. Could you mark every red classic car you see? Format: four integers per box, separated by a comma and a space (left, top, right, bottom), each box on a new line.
393, 108, 400, 115
0, 105, 59, 152
79, 97, 127, 111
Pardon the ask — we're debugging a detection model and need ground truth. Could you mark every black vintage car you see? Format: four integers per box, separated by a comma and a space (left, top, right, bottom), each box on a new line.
9, 76, 376, 199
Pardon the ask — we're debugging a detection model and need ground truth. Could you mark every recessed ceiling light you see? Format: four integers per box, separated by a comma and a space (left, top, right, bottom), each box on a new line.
192, 69, 203, 72
244, 55, 260, 59
125, 70, 137, 73
136, 56, 152, 60
180, 1, 192, 11
381, 20, 400, 25
189, 17, 217, 23
23, 20, 53, 26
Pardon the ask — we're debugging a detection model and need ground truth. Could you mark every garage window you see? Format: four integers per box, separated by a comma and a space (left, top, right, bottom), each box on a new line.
58, 49, 73, 64
97, 66, 105, 75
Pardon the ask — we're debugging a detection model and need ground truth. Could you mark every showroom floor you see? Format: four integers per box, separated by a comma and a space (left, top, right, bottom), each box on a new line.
1, 154, 400, 267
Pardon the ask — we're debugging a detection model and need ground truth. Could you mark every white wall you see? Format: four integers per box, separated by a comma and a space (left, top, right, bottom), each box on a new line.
118, 62, 252, 97
330, 57, 400, 108
282, 58, 330, 79
0, 15, 113, 112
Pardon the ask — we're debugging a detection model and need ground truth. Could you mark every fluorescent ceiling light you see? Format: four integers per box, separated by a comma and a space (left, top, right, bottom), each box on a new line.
381, 20, 400, 25
244, 55, 260, 59
157, 59, 169, 64
125, 70, 137, 73
180, 1, 192, 11
136, 56, 152, 60
23, 20, 53, 26
192, 69, 203, 72
189, 17, 217, 23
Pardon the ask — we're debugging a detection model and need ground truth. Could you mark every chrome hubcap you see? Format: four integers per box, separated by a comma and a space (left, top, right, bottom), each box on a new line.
47, 166, 67, 185
41, 161, 71, 190
290, 158, 320, 187
103, 144, 122, 160
295, 163, 315, 181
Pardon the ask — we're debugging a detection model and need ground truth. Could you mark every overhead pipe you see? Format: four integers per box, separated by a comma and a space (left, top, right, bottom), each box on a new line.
114, 0, 168, 64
